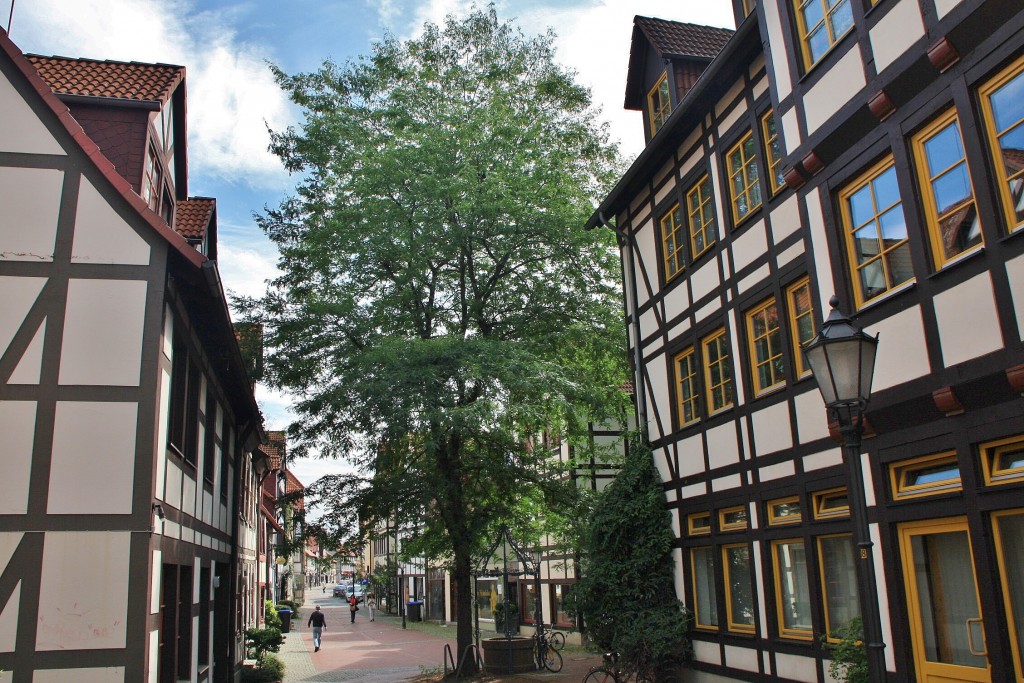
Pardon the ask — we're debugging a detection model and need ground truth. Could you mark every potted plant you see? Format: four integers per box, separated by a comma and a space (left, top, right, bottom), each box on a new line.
243, 627, 285, 683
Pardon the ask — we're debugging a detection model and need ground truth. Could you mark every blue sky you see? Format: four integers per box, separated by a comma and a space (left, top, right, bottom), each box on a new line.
4, 0, 735, 484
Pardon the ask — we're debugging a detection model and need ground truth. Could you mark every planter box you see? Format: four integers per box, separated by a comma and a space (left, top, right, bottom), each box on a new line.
481, 636, 535, 674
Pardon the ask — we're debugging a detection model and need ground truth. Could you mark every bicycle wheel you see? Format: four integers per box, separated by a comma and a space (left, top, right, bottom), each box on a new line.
542, 646, 563, 673
549, 630, 566, 650
582, 667, 617, 683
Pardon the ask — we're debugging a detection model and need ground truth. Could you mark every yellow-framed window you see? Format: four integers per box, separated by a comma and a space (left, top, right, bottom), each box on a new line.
761, 110, 786, 194
648, 72, 672, 137
688, 512, 712, 536
816, 533, 861, 640
978, 53, 1024, 234
691, 546, 720, 629
771, 539, 813, 639
674, 347, 700, 427
838, 155, 914, 308
992, 509, 1024, 682
723, 543, 757, 633
889, 451, 962, 500
746, 297, 785, 396
980, 435, 1024, 486
793, 0, 854, 71
719, 505, 749, 531
813, 487, 849, 520
661, 203, 686, 281
702, 328, 734, 414
785, 277, 815, 378
687, 174, 717, 259
911, 108, 984, 268
767, 496, 802, 525
726, 131, 763, 224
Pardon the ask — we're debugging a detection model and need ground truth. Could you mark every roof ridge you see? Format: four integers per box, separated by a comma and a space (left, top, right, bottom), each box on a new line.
23, 53, 185, 70
633, 15, 736, 33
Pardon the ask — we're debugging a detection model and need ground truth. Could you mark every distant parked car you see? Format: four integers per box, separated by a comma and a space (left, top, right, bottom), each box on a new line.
332, 584, 348, 598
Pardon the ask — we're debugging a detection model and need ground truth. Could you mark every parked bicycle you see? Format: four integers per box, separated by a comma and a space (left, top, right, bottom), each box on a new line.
582, 651, 653, 683
534, 628, 563, 672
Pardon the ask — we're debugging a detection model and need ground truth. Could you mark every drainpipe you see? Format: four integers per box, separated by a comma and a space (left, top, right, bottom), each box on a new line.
597, 211, 648, 432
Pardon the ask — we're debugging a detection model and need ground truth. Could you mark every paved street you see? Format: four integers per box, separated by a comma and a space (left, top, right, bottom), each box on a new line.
277, 589, 601, 683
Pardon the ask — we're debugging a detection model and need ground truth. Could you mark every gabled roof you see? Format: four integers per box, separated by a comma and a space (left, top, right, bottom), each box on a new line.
625, 17, 734, 110
264, 431, 287, 470
24, 54, 183, 104
175, 197, 216, 240
634, 16, 734, 60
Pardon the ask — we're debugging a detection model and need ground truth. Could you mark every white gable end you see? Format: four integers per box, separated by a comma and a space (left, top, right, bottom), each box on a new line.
0, 69, 64, 156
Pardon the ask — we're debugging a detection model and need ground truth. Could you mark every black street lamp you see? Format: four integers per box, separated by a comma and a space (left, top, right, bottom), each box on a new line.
803, 296, 886, 682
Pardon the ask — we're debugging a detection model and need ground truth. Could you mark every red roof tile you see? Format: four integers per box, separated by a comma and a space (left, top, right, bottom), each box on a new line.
24, 54, 183, 103
175, 197, 215, 239
264, 431, 286, 470
633, 16, 734, 60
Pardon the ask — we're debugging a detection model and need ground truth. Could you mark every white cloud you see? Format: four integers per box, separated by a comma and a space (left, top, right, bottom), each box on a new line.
218, 237, 281, 300
8, 0, 292, 190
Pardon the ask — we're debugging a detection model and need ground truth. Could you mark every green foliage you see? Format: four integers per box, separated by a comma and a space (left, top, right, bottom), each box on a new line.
576, 435, 692, 680
237, 1, 627, 664
493, 598, 519, 633
242, 654, 285, 682
264, 600, 281, 630
245, 627, 284, 665
823, 616, 868, 683
276, 600, 300, 619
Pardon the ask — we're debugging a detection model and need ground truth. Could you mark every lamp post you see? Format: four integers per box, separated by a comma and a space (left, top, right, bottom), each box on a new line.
803, 296, 885, 682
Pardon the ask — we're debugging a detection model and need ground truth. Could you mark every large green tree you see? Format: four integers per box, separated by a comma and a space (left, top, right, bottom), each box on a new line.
238, 6, 627, 664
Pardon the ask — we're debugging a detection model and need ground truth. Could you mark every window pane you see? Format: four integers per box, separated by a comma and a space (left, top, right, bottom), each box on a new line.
692, 548, 719, 627
932, 164, 973, 216
925, 123, 966, 177
849, 185, 875, 228
994, 513, 1024, 674
775, 541, 812, 635
801, 0, 825, 30
874, 165, 901, 210
990, 70, 1024, 133
819, 535, 861, 634
725, 546, 755, 629
809, 27, 830, 63
828, 0, 853, 40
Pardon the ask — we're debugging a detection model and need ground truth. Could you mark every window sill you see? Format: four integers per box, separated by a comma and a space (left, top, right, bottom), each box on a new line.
751, 383, 786, 401
856, 278, 917, 313
932, 242, 985, 274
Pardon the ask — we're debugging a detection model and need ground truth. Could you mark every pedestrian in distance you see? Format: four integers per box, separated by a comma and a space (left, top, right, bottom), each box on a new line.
349, 593, 358, 623
307, 605, 326, 652
367, 594, 376, 622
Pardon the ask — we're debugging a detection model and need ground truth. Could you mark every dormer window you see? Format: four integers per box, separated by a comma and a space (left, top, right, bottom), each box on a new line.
648, 73, 672, 136
143, 145, 163, 211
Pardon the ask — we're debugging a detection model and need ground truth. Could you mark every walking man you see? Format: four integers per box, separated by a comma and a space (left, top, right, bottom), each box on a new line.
307, 605, 327, 652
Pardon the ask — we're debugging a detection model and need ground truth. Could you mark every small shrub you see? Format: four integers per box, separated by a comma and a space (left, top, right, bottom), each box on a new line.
245, 627, 283, 664
277, 599, 300, 619
822, 616, 868, 683
264, 600, 282, 629
259, 654, 285, 679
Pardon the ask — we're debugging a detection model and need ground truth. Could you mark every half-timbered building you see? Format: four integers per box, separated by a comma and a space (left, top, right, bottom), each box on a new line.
0, 30, 266, 682
589, 3, 1023, 682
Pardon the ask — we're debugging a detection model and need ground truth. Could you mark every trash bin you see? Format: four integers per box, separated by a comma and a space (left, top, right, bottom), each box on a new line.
277, 608, 293, 633
406, 601, 422, 622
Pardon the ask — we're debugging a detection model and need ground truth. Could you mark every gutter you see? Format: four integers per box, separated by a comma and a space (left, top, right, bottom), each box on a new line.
598, 211, 648, 432
55, 92, 160, 110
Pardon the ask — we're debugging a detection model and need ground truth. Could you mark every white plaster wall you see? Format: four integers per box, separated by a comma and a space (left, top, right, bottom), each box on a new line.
635, 220, 657, 308
679, 433, 706, 478
1008, 253, 1024, 341
655, 447, 674, 483
664, 285, 692, 330
776, 653, 818, 682
869, 0, 925, 73
0, 581, 19, 652
752, 75, 769, 102
683, 482, 707, 498
59, 279, 147, 386
804, 448, 843, 471
9, 319, 44, 384
679, 148, 704, 180
165, 462, 183, 511
750, 401, 793, 456
738, 264, 771, 295
678, 127, 703, 160
707, 422, 740, 469
151, 550, 162, 615
715, 78, 746, 119
48, 401, 137, 514
148, 630, 159, 683
640, 307, 659, 340
0, 71, 65, 155
762, 0, 793, 100
804, 47, 866, 135
654, 174, 678, 205
933, 272, 1003, 367
871, 305, 931, 391
777, 242, 805, 269
691, 256, 722, 302
713, 473, 742, 491
0, 167, 63, 262
645, 355, 671, 442
717, 98, 748, 139
781, 106, 801, 153
0, 276, 46, 356
37, 532, 130, 650
693, 640, 722, 666
934, 0, 963, 19
794, 388, 830, 443
0, 401, 35, 514
770, 193, 802, 242
72, 179, 151, 265
871, 522, 896, 672
724, 644, 760, 672
761, 460, 796, 482
731, 220, 768, 272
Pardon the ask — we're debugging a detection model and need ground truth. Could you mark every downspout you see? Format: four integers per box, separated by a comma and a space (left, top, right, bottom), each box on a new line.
598, 211, 648, 433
